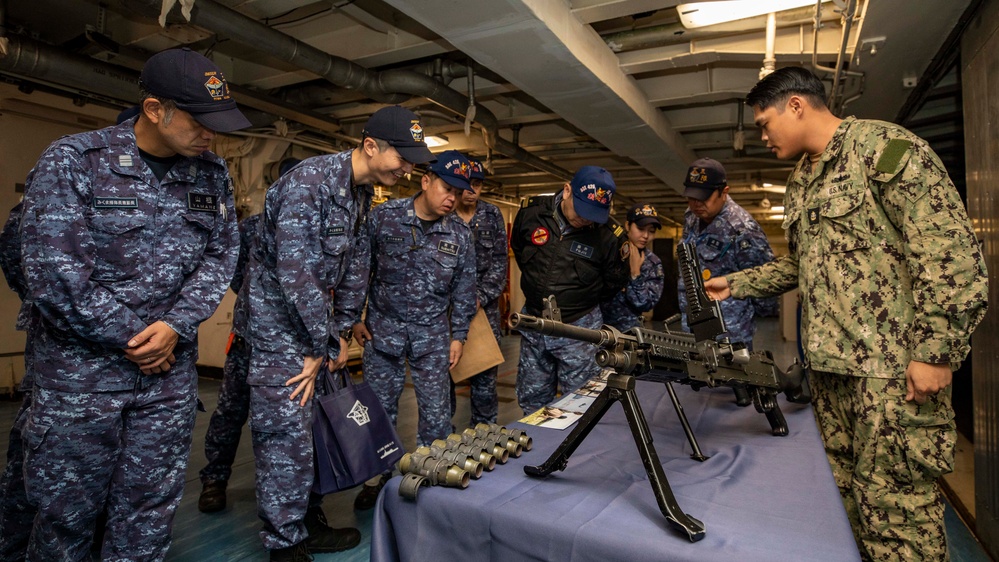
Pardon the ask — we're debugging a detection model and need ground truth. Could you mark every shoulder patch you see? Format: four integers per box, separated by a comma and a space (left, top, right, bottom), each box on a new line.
875, 139, 911, 174
54, 129, 110, 154
605, 217, 626, 239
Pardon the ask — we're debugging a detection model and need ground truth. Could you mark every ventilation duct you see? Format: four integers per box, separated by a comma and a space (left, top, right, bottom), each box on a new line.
107, 0, 571, 181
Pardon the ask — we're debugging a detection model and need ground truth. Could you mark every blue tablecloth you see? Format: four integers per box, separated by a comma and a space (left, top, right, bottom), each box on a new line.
371, 380, 860, 562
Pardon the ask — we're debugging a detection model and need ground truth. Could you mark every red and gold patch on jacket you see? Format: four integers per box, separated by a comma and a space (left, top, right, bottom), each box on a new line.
531, 227, 550, 246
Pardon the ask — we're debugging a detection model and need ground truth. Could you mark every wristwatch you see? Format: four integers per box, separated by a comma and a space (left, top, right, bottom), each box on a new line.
339, 328, 354, 345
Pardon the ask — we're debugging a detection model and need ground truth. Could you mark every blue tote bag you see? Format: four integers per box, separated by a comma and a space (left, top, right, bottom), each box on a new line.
313, 368, 404, 493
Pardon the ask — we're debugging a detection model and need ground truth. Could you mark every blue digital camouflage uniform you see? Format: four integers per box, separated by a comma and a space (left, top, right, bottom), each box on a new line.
679, 197, 775, 347
459, 200, 508, 425
17, 120, 238, 561
727, 117, 989, 560
511, 193, 628, 414
346, 195, 476, 447
245, 152, 372, 551
200, 213, 260, 485
0, 201, 40, 562
600, 249, 664, 331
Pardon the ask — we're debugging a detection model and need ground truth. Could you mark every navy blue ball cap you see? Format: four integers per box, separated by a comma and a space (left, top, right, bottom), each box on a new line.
683, 157, 727, 201
627, 203, 662, 229
570, 166, 616, 224
469, 159, 486, 181
140, 48, 251, 133
363, 106, 435, 164
426, 150, 472, 191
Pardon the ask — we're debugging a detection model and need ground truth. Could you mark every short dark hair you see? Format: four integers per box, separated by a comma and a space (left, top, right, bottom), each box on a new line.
362, 136, 392, 152
138, 87, 177, 123
745, 67, 827, 111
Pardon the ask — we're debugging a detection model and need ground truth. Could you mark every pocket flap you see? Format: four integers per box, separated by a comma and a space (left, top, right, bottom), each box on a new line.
820, 190, 865, 219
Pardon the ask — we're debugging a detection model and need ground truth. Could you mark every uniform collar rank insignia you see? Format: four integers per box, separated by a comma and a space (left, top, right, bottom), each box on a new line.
438, 240, 459, 256
808, 207, 820, 225
118, 154, 133, 167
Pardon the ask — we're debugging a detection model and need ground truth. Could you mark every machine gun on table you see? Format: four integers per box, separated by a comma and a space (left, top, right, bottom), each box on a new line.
510, 242, 810, 542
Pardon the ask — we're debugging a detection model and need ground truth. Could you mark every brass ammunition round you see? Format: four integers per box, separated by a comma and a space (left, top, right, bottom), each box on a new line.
398, 453, 414, 474
444, 465, 470, 488
464, 458, 483, 479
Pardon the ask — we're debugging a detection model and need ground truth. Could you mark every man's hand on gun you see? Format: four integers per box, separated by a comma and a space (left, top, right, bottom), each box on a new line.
703, 276, 731, 301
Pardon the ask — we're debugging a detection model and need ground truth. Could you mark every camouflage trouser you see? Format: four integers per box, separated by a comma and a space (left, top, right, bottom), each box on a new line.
248, 353, 315, 551
23, 377, 198, 562
450, 365, 499, 429
515, 307, 601, 414
364, 337, 451, 448
0, 392, 32, 562
200, 337, 251, 484
810, 371, 954, 562
468, 366, 499, 426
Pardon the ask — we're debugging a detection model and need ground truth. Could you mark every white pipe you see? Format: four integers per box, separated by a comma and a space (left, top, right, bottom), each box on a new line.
761, 12, 777, 79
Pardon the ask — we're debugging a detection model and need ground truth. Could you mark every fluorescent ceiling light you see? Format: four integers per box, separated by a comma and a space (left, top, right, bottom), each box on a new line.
425, 135, 449, 147
677, 0, 818, 29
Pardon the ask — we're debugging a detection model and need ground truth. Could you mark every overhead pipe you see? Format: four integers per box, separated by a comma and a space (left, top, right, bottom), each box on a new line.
827, 0, 857, 114
279, 59, 483, 112
0, 34, 139, 105
109, 0, 571, 181
760, 12, 777, 79
811, 0, 861, 79
0, 34, 357, 140
603, 5, 835, 53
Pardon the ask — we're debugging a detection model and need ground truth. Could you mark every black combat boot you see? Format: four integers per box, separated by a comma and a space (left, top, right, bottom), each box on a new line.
198, 480, 228, 513
304, 506, 361, 553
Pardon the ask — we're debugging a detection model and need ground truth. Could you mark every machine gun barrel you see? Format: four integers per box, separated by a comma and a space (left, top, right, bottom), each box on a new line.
509, 312, 617, 346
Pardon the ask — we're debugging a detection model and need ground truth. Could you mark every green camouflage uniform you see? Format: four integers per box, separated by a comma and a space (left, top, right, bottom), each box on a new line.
727, 116, 988, 561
